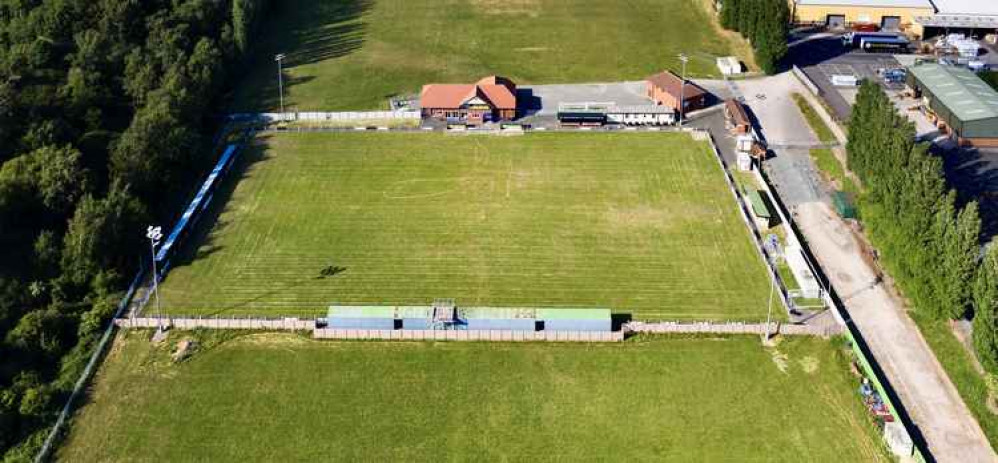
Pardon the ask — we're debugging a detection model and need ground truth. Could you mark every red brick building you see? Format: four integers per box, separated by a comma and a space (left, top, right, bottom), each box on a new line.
646, 71, 707, 113
420, 76, 517, 124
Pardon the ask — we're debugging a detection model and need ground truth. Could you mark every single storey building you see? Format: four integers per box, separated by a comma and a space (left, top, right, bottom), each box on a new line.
791, 0, 935, 37
420, 75, 517, 125
646, 71, 707, 113
606, 105, 676, 126
724, 99, 751, 134
906, 62, 998, 147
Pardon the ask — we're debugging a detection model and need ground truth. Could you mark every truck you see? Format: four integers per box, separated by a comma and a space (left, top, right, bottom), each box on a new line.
843, 32, 902, 48
860, 36, 910, 53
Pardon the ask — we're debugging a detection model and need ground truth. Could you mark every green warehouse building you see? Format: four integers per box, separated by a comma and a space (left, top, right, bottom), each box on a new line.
906, 63, 998, 147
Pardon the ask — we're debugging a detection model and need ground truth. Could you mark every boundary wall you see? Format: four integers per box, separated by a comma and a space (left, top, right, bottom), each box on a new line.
792, 65, 822, 97
625, 321, 840, 336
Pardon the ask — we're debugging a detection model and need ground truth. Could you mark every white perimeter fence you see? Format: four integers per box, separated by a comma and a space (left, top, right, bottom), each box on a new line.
229, 111, 420, 123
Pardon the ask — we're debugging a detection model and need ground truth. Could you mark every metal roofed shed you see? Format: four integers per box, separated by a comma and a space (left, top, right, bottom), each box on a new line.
832, 191, 857, 219
748, 190, 774, 221
459, 307, 537, 331
327, 306, 396, 330
906, 62, 998, 146
537, 308, 612, 332
716, 56, 742, 76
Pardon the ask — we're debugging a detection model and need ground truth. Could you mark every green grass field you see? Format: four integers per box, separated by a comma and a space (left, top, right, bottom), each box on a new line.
157, 132, 772, 320
231, 0, 749, 111
58, 331, 888, 462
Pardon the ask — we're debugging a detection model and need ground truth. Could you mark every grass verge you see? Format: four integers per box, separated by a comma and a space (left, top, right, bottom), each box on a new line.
792, 93, 837, 144
911, 313, 998, 447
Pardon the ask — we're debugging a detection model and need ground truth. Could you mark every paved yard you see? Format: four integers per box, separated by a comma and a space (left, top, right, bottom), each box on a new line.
735, 74, 819, 146
787, 35, 902, 120
522, 79, 734, 116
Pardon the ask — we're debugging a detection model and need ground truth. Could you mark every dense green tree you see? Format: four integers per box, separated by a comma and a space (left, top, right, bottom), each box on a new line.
975, 244, 998, 374
61, 187, 146, 289
720, 0, 740, 31
847, 80, 984, 322
718, 0, 788, 74
0, 0, 271, 456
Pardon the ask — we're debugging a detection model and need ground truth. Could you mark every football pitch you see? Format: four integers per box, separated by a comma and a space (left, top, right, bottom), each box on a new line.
59, 332, 888, 462
157, 132, 773, 321
231, 0, 752, 111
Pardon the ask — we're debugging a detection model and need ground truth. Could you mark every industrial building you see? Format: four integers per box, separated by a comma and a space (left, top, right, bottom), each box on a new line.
420, 75, 517, 125
906, 62, 998, 146
791, 0, 936, 37
645, 71, 707, 113
915, 0, 998, 38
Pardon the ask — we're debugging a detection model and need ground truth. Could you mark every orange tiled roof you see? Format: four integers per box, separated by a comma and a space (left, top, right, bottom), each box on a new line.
421, 76, 517, 110
646, 70, 706, 99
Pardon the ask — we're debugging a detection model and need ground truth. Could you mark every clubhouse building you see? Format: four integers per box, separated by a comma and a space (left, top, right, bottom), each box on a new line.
420, 76, 518, 124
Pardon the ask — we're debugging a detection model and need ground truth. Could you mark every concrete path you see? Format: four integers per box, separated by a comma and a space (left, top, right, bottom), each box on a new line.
794, 203, 995, 463
739, 73, 996, 462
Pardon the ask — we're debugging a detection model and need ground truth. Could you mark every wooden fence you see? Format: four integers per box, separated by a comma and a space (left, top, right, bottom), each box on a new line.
625, 321, 841, 337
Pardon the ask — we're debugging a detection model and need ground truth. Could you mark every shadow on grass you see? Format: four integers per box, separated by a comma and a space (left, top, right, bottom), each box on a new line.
161, 136, 274, 276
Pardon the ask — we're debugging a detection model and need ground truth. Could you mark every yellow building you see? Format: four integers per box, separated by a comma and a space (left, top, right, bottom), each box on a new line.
791, 0, 936, 38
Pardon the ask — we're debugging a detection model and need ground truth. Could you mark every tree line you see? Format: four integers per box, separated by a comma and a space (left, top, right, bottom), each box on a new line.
718, 0, 790, 74
0, 0, 272, 459
847, 82, 998, 373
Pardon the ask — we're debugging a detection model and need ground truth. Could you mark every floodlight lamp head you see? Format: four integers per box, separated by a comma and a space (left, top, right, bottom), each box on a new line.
147, 226, 162, 241
275, 53, 286, 61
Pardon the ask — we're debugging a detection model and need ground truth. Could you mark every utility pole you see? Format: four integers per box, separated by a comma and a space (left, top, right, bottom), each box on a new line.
275, 53, 286, 115
146, 226, 164, 331
678, 53, 689, 126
